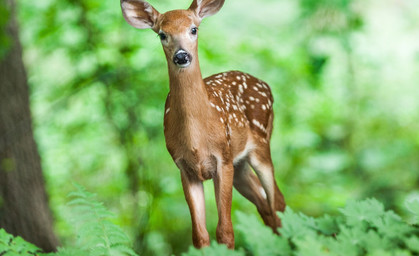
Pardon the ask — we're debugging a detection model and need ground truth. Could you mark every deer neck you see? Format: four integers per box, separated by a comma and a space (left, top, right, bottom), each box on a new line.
167, 60, 211, 123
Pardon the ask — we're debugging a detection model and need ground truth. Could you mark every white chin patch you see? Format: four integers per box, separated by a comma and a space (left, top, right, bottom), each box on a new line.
176, 62, 191, 68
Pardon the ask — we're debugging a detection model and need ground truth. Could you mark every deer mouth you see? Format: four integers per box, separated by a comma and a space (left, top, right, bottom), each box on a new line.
173, 49, 192, 68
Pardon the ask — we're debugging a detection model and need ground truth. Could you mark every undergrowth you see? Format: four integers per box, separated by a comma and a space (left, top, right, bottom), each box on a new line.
1, 185, 419, 256
0, 184, 138, 256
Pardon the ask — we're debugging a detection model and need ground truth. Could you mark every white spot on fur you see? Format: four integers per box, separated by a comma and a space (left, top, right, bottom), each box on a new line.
259, 187, 267, 199
239, 85, 244, 94
259, 92, 267, 97
252, 119, 267, 133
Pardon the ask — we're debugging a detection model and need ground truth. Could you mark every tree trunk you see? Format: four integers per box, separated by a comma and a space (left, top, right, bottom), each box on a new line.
0, 0, 59, 252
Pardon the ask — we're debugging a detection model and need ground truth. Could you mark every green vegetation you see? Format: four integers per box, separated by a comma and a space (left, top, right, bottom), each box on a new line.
1, 185, 139, 256
1, 187, 419, 255
10, 0, 419, 254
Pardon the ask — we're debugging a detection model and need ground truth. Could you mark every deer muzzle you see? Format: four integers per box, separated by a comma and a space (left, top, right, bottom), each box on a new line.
173, 49, 192, 68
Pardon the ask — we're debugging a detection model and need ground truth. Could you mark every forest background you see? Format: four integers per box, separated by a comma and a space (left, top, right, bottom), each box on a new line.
1, 0, 418, 255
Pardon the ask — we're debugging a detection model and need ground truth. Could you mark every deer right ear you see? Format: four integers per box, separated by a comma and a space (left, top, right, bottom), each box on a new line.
121, 0, 160, 30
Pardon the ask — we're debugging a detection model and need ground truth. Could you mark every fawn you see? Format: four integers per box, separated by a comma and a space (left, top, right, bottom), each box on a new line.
120, 0, 286, 249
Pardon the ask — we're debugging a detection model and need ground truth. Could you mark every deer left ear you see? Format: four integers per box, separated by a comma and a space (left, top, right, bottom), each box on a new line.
189, 0, 225, 20
121, 0, 160, 30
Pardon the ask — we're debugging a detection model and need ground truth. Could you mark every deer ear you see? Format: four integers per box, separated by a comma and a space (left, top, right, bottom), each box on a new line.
121, 0, 160, 30
189, 0, 225, 20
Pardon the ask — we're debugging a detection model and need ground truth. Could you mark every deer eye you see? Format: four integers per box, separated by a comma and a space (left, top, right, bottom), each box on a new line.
191, 27, 197, 35
158, 32, 167, 41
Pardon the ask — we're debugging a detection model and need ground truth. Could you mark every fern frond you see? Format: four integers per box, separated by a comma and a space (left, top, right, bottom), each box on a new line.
66, 184, 139, 256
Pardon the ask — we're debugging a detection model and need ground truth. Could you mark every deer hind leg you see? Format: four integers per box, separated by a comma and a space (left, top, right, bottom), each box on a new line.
233, 160, 277, 228
248, 148, 286, 232
179, 165, 210, 248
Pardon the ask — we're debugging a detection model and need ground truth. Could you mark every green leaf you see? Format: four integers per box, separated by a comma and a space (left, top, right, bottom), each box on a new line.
0, 229, 41, 255
328, 225, 362, 256
293, 235, 330, 256
277, 207, 318, 239
405, 236, 419, 253
339, 198, 385, 226
236, 211, 291, 256
181, 242, 244, 256
315, 214, 339, 235
405, 196, 419, 224
370, 211, 412, 239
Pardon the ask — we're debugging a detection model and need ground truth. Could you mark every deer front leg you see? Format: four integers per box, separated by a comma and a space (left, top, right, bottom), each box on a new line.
180, 169, 210, 248
213, 159, 235, 249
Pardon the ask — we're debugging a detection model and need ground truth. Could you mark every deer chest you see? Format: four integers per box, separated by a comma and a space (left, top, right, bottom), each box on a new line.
164, 118, 226, 180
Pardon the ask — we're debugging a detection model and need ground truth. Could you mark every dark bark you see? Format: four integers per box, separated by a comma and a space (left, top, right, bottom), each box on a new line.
0, 0, 59, 252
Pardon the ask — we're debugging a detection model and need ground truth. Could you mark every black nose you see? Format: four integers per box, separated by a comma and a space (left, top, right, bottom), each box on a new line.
173, 50, 191, 66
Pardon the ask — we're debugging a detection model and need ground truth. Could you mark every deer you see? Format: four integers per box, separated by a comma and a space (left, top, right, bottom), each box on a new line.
120, 0, 286, 249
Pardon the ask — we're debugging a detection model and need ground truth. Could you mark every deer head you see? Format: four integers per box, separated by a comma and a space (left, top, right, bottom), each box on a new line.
121, 0, 225, 69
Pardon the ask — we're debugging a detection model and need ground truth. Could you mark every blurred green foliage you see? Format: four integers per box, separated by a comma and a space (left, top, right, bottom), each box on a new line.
2, 194, 419, 255
12, 0, 419, 254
